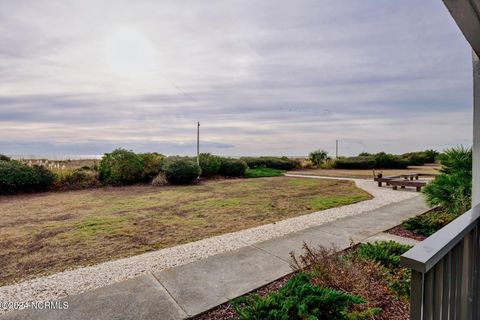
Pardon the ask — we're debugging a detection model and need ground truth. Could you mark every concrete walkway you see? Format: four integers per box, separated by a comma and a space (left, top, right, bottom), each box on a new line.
2, 195, 428, 320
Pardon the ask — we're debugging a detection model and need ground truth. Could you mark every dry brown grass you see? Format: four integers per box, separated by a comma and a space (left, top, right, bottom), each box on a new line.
0, 176, 370, 286
291, 164, 440, 179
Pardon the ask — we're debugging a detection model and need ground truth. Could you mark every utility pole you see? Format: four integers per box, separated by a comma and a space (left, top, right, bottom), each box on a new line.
335, 139, 339, 159
197, 122, 200, 166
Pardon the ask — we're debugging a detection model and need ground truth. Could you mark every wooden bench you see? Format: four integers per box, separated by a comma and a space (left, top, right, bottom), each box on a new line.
387, 179, 425, 192
373, 173, 437, 192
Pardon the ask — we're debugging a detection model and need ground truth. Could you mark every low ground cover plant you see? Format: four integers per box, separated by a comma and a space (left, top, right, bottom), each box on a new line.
232, 241, 413, 320
244, 167, 284, 178
401, 208, 457, 237
233, 273, 368, 320
356, 241, 411, 269
355, 241, 412, 299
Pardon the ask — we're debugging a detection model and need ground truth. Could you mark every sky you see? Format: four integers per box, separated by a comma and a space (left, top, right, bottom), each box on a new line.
0, 0, 474, 157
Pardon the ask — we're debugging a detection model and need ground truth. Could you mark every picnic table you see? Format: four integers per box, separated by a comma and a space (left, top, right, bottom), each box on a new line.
373, 173, 437, 192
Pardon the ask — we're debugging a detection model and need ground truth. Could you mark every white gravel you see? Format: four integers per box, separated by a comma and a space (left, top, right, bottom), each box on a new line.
0, 175, 419, 311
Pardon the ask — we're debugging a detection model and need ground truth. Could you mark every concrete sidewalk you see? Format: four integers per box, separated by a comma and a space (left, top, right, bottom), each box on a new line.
2, 196, 428, 320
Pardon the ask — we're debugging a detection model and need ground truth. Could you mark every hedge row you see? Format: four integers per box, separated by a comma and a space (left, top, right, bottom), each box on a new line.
0, 161, 55, 194
98, 150, 249, 186
335, 152, 409, 169
240, 156, 300, 170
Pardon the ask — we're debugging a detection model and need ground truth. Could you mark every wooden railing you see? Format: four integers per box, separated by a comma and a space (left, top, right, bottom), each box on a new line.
400, 204, 480, 319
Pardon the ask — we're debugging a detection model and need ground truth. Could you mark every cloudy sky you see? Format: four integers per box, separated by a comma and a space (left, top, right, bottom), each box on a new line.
0, 0, 474, 157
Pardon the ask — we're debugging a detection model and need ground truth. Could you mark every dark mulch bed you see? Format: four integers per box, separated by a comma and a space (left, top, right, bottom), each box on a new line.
386, 225, 427, 241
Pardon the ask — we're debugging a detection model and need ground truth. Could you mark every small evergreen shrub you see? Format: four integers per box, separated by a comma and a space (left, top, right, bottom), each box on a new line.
0, 154, 10, 161
163, 159, 200, 185
0, 161, 55, 194
140, 152, 164, 182
219, 158, 247, 177
356, 241, 413, 299
198, 153, 222, 177
233, 273, 365, 320
402, 209, 457, 236
309, 149, 328, 167
335, 157, 376, 169
99, 149, 144, 185
356, 241, 412, 269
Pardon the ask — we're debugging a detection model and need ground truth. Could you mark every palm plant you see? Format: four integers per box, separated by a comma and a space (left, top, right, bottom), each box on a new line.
423, 146, 472, 215
309, 149, 328, 167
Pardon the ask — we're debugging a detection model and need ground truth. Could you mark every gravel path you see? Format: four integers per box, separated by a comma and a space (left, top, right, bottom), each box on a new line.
0, 175, 419, 312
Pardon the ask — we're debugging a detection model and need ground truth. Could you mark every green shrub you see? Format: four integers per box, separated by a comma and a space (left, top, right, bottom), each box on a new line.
56, 169, 100, 190
99, 149, 144, 185
198, 153, 222, 177
358, 152, 372, 157
244, 167, 284, 178
381, 265, 411, 299
0, 154, 10, 161
402, 152, 429, 166
335, 156, 376, 169
140, 152, 164, 182
31, 165, 56, 191
163, 159, 200, 185
309, 150, 328, 167
374, 152, 409, 169
424, 149, 439, 163
240, 157, 299, 170
356, 241, 412, 269
423, 146, 471, 214
0, 161, 55, 194
219, 158, 247, 177
233, 273, 365, 320
402, 209, 457, 236
356, 241, 413, 299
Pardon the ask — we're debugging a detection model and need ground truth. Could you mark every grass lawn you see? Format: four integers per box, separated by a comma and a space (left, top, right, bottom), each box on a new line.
0, 177, 371, 286
291, 164, 440, 179
244, 167, 284, 178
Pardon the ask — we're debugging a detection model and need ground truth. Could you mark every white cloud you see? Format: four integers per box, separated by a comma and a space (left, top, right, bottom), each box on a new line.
0, 0, 473, 156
